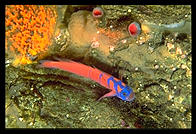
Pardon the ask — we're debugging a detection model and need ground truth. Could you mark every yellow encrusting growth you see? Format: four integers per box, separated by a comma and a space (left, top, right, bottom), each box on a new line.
141, 24, 151, 34
5, 5, 57, 66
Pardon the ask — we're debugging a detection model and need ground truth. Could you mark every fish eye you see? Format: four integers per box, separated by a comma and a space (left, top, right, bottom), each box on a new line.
122, 92, 127, 96
120, 90, 128, 97
119, 86, 132, 101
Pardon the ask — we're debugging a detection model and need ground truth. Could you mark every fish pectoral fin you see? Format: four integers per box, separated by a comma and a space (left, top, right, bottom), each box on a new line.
97, 91, 116, 101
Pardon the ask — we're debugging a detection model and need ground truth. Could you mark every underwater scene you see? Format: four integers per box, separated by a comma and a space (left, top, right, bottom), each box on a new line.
5, 5, 191, 128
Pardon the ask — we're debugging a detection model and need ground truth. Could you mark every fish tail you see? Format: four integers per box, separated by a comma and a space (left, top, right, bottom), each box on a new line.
38, 60, 59, 69
38, 60, 50, 68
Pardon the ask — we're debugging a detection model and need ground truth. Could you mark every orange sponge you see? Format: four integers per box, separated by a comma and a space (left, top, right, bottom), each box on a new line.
5, 5, 57, 66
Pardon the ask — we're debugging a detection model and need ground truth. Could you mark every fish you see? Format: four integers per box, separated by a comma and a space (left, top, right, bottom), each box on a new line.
39, 59, 135, 102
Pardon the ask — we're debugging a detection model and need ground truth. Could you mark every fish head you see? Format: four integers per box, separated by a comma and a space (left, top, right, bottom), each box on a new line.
119, 85, 135, 102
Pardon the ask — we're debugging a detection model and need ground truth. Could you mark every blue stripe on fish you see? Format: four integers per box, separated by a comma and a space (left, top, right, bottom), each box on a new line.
107, 76, 135, 101
99, 73, 103, 84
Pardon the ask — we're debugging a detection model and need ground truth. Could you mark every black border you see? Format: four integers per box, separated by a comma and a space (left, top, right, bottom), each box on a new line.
2, 0, 193, 133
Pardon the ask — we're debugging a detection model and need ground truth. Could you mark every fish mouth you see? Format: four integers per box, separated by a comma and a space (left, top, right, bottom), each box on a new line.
127, 92, 135, 102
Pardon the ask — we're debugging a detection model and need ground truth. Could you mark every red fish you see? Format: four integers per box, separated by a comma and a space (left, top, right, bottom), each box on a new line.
39, 59, 135, 102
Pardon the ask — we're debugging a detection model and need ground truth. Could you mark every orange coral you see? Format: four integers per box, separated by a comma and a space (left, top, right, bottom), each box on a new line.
5, 5, 57, 66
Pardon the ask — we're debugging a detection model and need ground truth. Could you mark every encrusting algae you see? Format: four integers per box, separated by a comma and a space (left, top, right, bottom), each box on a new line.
5, 5, 57, 66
